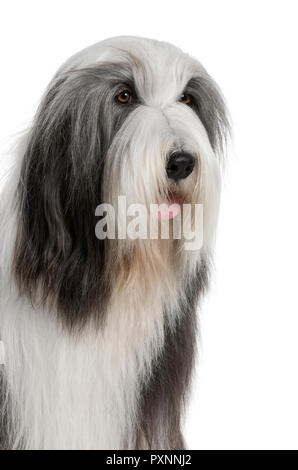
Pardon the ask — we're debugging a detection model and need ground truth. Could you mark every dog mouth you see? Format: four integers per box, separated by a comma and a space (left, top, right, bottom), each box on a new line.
157, 191, 182, 221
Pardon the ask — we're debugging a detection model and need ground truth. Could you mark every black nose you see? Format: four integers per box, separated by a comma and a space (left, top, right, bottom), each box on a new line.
166, 152, 195, 181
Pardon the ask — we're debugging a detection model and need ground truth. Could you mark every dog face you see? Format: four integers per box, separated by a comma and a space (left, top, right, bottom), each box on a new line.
14, 37, 229, 327
55, 37, 228, 211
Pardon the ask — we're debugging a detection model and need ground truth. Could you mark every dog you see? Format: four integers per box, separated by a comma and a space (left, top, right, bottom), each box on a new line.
0, 36, 229, 450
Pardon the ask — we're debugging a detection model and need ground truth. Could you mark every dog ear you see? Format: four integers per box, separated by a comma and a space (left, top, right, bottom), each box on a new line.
14, 71, 108, 328
186, 74, 230, 156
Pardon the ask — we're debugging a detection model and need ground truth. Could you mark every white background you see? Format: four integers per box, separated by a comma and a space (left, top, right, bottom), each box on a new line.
1, 0, 298, 450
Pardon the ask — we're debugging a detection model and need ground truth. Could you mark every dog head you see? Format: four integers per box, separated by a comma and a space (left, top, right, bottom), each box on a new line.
14, 37, 229, 327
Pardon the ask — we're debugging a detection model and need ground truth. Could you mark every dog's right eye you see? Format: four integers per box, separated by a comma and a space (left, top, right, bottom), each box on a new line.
116, 90, 132, 104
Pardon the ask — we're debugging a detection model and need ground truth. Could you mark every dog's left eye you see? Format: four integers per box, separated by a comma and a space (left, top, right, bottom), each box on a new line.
179, 93, 192, 105
116, 90, 132, 104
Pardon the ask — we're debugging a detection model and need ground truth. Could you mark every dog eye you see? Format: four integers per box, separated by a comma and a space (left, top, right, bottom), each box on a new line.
179, 93, 192, 105
116, 90, 132, 104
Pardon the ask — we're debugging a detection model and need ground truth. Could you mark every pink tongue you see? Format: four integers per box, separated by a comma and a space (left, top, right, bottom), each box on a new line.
157, 201, 181, 220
